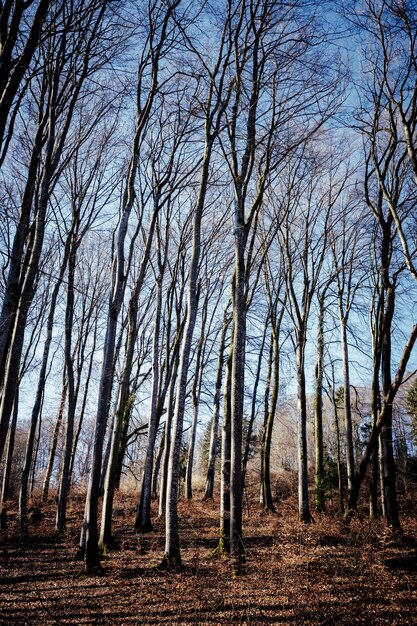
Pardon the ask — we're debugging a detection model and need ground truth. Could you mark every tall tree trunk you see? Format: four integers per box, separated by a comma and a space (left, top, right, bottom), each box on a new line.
82, 3, 178, 573
185, 304, 207, 500
159, 353, 179, 519
0, 387, 19, 529
152, 431, 165, 499
205, 310, 229, 499
56, 237, 77, 533
332, 387, 344, 514
230, 196, 246, 558
314, 290, 326, 512
340, 316, 355, 503
369, 358, 381, 519
380, 286, 400, 530
136, 274, 163, 531
0, 110, 45, 392
214, 339, 233, 555
42, 372, 67, 502
0, 160, 52, 464
260, 322, 280, 513
260, 334, 273, 510
162, 118, 216, 565
296, 329, 312, 523
19, 219, 72, 531
100, 268, 155, 547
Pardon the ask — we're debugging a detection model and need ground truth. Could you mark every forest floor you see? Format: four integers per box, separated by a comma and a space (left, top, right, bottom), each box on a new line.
1, 490, 417, 625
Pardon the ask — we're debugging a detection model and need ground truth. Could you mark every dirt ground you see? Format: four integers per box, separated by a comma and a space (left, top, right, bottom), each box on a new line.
1, 491, 417, 625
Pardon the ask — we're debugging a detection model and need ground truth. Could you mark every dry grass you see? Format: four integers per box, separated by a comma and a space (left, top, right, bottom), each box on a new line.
1, 490, 417, 625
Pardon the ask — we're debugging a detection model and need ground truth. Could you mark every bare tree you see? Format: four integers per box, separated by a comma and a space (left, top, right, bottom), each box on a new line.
0, 0, 53, 162
162, 11, 233, 568
81, 1, 181, 574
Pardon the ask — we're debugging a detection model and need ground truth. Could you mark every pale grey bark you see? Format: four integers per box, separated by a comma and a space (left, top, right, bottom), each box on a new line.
99, 211, 160, 547
152, 431, 165, 499
42, 372, 67, 502
162, 16, 234, 566
19, 258, 68, 540
185, 301, 207, 500
163, 155, 208, 563
339, 308, 355, 500
204, 309, 230, 499
314, 285, 329, 512
242, 316, 266, 491
136, 271, 164, 531
83, 2, 180, 572
215, 334, 233, 555
159, 351, 179, 519
56, 236, 77, 533
0, 387, 19, 528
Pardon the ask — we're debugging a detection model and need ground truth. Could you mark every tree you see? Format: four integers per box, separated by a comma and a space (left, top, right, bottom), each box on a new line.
204, 306, 230, 500
81, 0, 181, 574
0, 0, 113, 479
162, 11, 233, 567
0, 0, 53, 163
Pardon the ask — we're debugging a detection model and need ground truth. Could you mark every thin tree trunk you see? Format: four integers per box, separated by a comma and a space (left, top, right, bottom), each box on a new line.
314, 290, 326, 512
214, 339, 233, 555
159, 353, 179, 519
230, 195, 246, 558
260, 323, 280, 513
56, 239, 77, 533
379, 434, 386, 517
42, 372, 67, 501
380, 286, 400, 530
152, 431, 165, 499
100, 272, 151, 547
296, 330, 312, 523
347, 322, 417, 517
332, 389, 344, 514
205, 310, 229, 499
0, 387, 19, 529
82, 4, 178, 572
162, 121, 216, 566
136, 273, 163, 531
185, 304, 207, 500
340, 316, 355, 502
369, 282, 382, 519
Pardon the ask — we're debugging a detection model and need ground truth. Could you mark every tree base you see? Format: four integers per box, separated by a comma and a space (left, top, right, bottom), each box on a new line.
99, 536, 120, 554
135, 520, 154, 533
299, 510, 314, 524
230, 552, 246, 577
158, 553, 184, 571
259, 503, 276, 514
211, 537, 229, 558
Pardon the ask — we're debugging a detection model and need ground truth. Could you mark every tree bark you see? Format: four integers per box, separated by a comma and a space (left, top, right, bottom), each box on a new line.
314, 289, 326, 512
0, 387, 19, 529
136, 273, 164, 531
42, 372, 67, 502
214, 338, 232, 556
185, 302, 207, 500
340, 315, 355, 502
204, 310, 229, 499
296, 329, 312, 523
